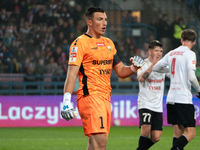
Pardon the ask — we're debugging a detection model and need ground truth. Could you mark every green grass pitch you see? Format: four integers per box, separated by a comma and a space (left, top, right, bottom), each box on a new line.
0, 126, 200, 150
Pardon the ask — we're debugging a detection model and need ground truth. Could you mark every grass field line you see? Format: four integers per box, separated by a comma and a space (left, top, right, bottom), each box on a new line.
1, 136, 200, 141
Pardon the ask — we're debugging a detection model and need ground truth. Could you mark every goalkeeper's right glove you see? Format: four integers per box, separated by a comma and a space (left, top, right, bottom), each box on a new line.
61, 93, 78, 121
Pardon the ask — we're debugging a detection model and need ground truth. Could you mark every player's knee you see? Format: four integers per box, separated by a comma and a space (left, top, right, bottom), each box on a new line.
141, 124, 151, 134
152, 137, 160, 142
97, 138, 107, 148
189, 130, 196, 140
142, 132, 150, 137
151, 136, 161, 142
89, 138, 107, 149
141, 130, 150, 137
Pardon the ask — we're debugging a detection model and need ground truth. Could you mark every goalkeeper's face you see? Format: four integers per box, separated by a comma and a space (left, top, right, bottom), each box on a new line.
89, 12, 107, 37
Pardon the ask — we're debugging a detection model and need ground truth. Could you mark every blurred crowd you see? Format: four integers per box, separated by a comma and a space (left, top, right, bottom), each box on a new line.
0, 0, 99, 81
152, 14, 186, 55
118, 13, 187, 61
180, 0, 200, 17
0, 0, 196, 83
115, 13, 188, 82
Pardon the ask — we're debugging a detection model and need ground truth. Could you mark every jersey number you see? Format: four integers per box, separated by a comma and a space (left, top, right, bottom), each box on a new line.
142, 113, 151, 123
171, 58, 176, 78
99, 116, 104, 129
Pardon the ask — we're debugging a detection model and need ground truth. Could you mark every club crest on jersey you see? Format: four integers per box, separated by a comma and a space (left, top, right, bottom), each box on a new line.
97, 43, 105, 46
107, 46, 111, 52
71, 47, 78, 53
192, 60, 196, 64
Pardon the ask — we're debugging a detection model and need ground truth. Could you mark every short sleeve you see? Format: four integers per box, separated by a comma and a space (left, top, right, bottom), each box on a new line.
113, 54, 121, 67
108, 38, 117, 55
107, 38, 121, 66
68, 38, 84, 67
187, 52, 196, 71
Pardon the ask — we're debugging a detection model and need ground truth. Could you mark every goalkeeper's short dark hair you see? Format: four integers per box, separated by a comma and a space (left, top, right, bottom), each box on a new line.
85, 7, 105, 20
149, 40, 163, 49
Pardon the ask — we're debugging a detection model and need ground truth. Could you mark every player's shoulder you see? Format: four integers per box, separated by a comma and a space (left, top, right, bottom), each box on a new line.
102, 36, 111, 41
186, 48, 195, 55
144, 58, 149, 62
71, 34, 90, 46
177, 46, 195, 54
143, 58, 151, 66
168, 46, 194, 56
181, 46, 196, 57
102, 36, 114, 44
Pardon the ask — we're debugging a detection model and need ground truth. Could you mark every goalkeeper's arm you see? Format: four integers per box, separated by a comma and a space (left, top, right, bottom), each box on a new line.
113, 56, 144, 78
63, 65, 79, 94
61, 65, 79, 121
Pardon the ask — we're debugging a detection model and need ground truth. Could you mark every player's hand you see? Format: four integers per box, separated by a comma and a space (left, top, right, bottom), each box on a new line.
61, 93, 78, 121
196, 92, 200, 99
130, 56, 145, 70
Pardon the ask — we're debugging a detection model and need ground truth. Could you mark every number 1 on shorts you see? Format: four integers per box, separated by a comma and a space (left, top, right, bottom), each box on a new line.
99, 116, 104, 129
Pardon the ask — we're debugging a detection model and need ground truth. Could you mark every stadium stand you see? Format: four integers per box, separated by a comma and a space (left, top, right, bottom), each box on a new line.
0, 0, 199, 95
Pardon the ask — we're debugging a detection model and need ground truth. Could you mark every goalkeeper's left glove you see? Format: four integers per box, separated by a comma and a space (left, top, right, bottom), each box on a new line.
130, 56, 145, 70
61, 93, 78, 121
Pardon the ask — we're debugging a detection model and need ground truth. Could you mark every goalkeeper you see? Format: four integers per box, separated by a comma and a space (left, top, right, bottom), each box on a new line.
61, 6, 144, 150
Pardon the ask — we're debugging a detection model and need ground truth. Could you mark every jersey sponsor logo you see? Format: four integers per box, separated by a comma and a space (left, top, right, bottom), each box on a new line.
169, 51, 185, 56
99, 69, 112, 75
146, 78, 164, 83
93, 59, 113, 65
170, 87, 181, 90
192, 60, 196, 64
70, 53, 77, 57
97, 42, 105, 46
69, 57, 76, 62
91, 47, 98, 50
71, 47, 78, 53
69, 52, 77, 62
149, 86, 161, 90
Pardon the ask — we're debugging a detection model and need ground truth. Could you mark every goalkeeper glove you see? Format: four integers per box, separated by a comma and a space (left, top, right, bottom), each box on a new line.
130, 56, 145, 70
61, 93, 78, 121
